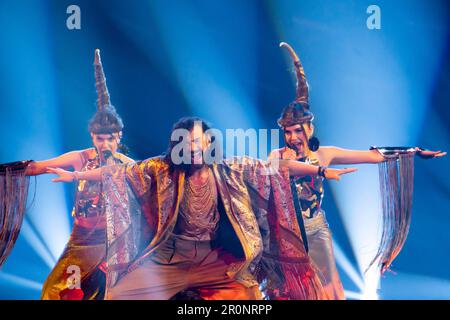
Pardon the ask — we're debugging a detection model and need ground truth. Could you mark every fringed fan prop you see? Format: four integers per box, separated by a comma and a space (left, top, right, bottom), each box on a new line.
367, 147, 416, 274
0, 160, 32, 267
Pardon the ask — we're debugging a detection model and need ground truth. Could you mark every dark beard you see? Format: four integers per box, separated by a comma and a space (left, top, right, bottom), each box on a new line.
166, 152, 207, 174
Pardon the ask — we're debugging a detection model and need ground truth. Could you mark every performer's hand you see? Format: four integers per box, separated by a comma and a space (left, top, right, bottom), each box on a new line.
415, 148, 447, 159
281, 147, 297, 160
325, 167, 358, 181
46, 167, 76, 183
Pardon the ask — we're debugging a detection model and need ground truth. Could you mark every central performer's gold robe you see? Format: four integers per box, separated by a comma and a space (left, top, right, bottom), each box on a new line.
102, 156, 327, 300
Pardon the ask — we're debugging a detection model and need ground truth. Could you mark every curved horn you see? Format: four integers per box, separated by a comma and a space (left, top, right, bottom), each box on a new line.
94, 49, 111, 111
280, 42, 309, 103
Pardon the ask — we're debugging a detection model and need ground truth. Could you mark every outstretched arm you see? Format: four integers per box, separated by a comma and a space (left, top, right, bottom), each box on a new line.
319, 147, 385, 165
25, 151, 85, 176
274, 159, 357, 181
47, 166, 103, 182
319, 146, 446, 166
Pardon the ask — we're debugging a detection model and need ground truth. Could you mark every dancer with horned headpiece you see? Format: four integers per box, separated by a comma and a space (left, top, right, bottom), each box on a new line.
0, 49, 134, 299
270, 42, 446, 299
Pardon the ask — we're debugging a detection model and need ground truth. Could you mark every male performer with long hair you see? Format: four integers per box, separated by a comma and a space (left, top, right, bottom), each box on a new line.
48, 116, 356, 300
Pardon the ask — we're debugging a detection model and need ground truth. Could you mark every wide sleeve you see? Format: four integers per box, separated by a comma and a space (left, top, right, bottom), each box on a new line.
101, 158, 156, 294
123, 160, 154, 201
223, 156, 326, 299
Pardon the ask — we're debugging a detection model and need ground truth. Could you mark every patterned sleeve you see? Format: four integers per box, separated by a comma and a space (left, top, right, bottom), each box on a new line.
101, 157, 158, 291
223, 156, 289, 200
123, 160, 155, 201
222, 156, 324, 299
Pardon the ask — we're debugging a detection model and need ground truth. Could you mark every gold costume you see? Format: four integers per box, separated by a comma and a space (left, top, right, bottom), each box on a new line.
102, 156, 327, 300
41, 149, 133, 300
